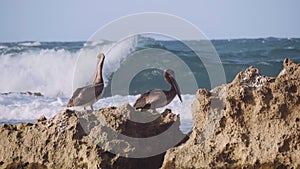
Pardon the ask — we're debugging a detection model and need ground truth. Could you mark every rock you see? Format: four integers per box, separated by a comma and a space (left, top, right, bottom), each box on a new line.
36, 115, 47, 123
0, 104, 186, 169
0, 91, 43, 97
33, 92, 43, 97
161, 59, 300, 168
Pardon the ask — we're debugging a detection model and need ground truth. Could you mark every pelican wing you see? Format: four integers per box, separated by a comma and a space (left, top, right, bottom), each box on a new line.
133, 89, 167, 110
133, 91, 151, 110
71, 83, 104, 106
67, 86, 85, 107
70, 87, 85, 99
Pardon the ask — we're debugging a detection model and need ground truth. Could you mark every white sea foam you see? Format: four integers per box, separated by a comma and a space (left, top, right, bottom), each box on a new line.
0, 94, 194, 119
0, 93, 67, 120
0, 94, 194, 132
285, 46, 294, 50
103, 37, 138, 81
0, 45, 8, 49
83, 40, 106, 47
73, 37, 138, 88
258, 61, 271, 65
0, 49, 76, 97
19, 41, 41, 47
0, 37, 138, 98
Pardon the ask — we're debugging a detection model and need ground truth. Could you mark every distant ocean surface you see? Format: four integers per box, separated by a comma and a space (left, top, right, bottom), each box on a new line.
1, 36, 300, 133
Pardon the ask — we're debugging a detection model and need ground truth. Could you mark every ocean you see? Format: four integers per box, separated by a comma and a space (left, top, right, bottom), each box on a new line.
1, 36, 300, 133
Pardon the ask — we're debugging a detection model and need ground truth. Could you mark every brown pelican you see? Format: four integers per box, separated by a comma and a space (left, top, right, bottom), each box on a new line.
133, 69, 182, 111
67, 53, 105, 110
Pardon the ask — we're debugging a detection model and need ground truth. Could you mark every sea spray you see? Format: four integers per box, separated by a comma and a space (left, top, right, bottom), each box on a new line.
0, 49, 76, 97
0, 37, 138, 97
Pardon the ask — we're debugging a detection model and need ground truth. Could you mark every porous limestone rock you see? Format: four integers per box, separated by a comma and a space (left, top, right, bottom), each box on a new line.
161, 59, 300, 168
0, 104, 185, 169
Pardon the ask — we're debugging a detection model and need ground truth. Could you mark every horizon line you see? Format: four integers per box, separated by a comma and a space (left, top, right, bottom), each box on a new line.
1, 36, 300, 43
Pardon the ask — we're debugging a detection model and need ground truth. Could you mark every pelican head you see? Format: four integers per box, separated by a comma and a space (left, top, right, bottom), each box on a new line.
164, 69, 182, 102
97, 53, 105, 61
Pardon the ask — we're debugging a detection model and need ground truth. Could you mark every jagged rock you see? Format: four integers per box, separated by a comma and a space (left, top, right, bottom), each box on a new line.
36, 115, 47, 123
161, 59, 300, 168
0, 91, 43, 97
0, 104, 186, 169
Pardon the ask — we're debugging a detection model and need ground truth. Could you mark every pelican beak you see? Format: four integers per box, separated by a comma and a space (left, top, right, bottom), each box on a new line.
169, 74, 182, 102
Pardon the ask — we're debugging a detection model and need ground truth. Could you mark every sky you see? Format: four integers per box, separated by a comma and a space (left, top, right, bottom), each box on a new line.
0, 0, 300, 42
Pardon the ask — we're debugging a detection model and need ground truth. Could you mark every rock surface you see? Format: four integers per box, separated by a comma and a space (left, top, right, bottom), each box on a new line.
161, 59, 300, 168
0, 104, 185, 169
